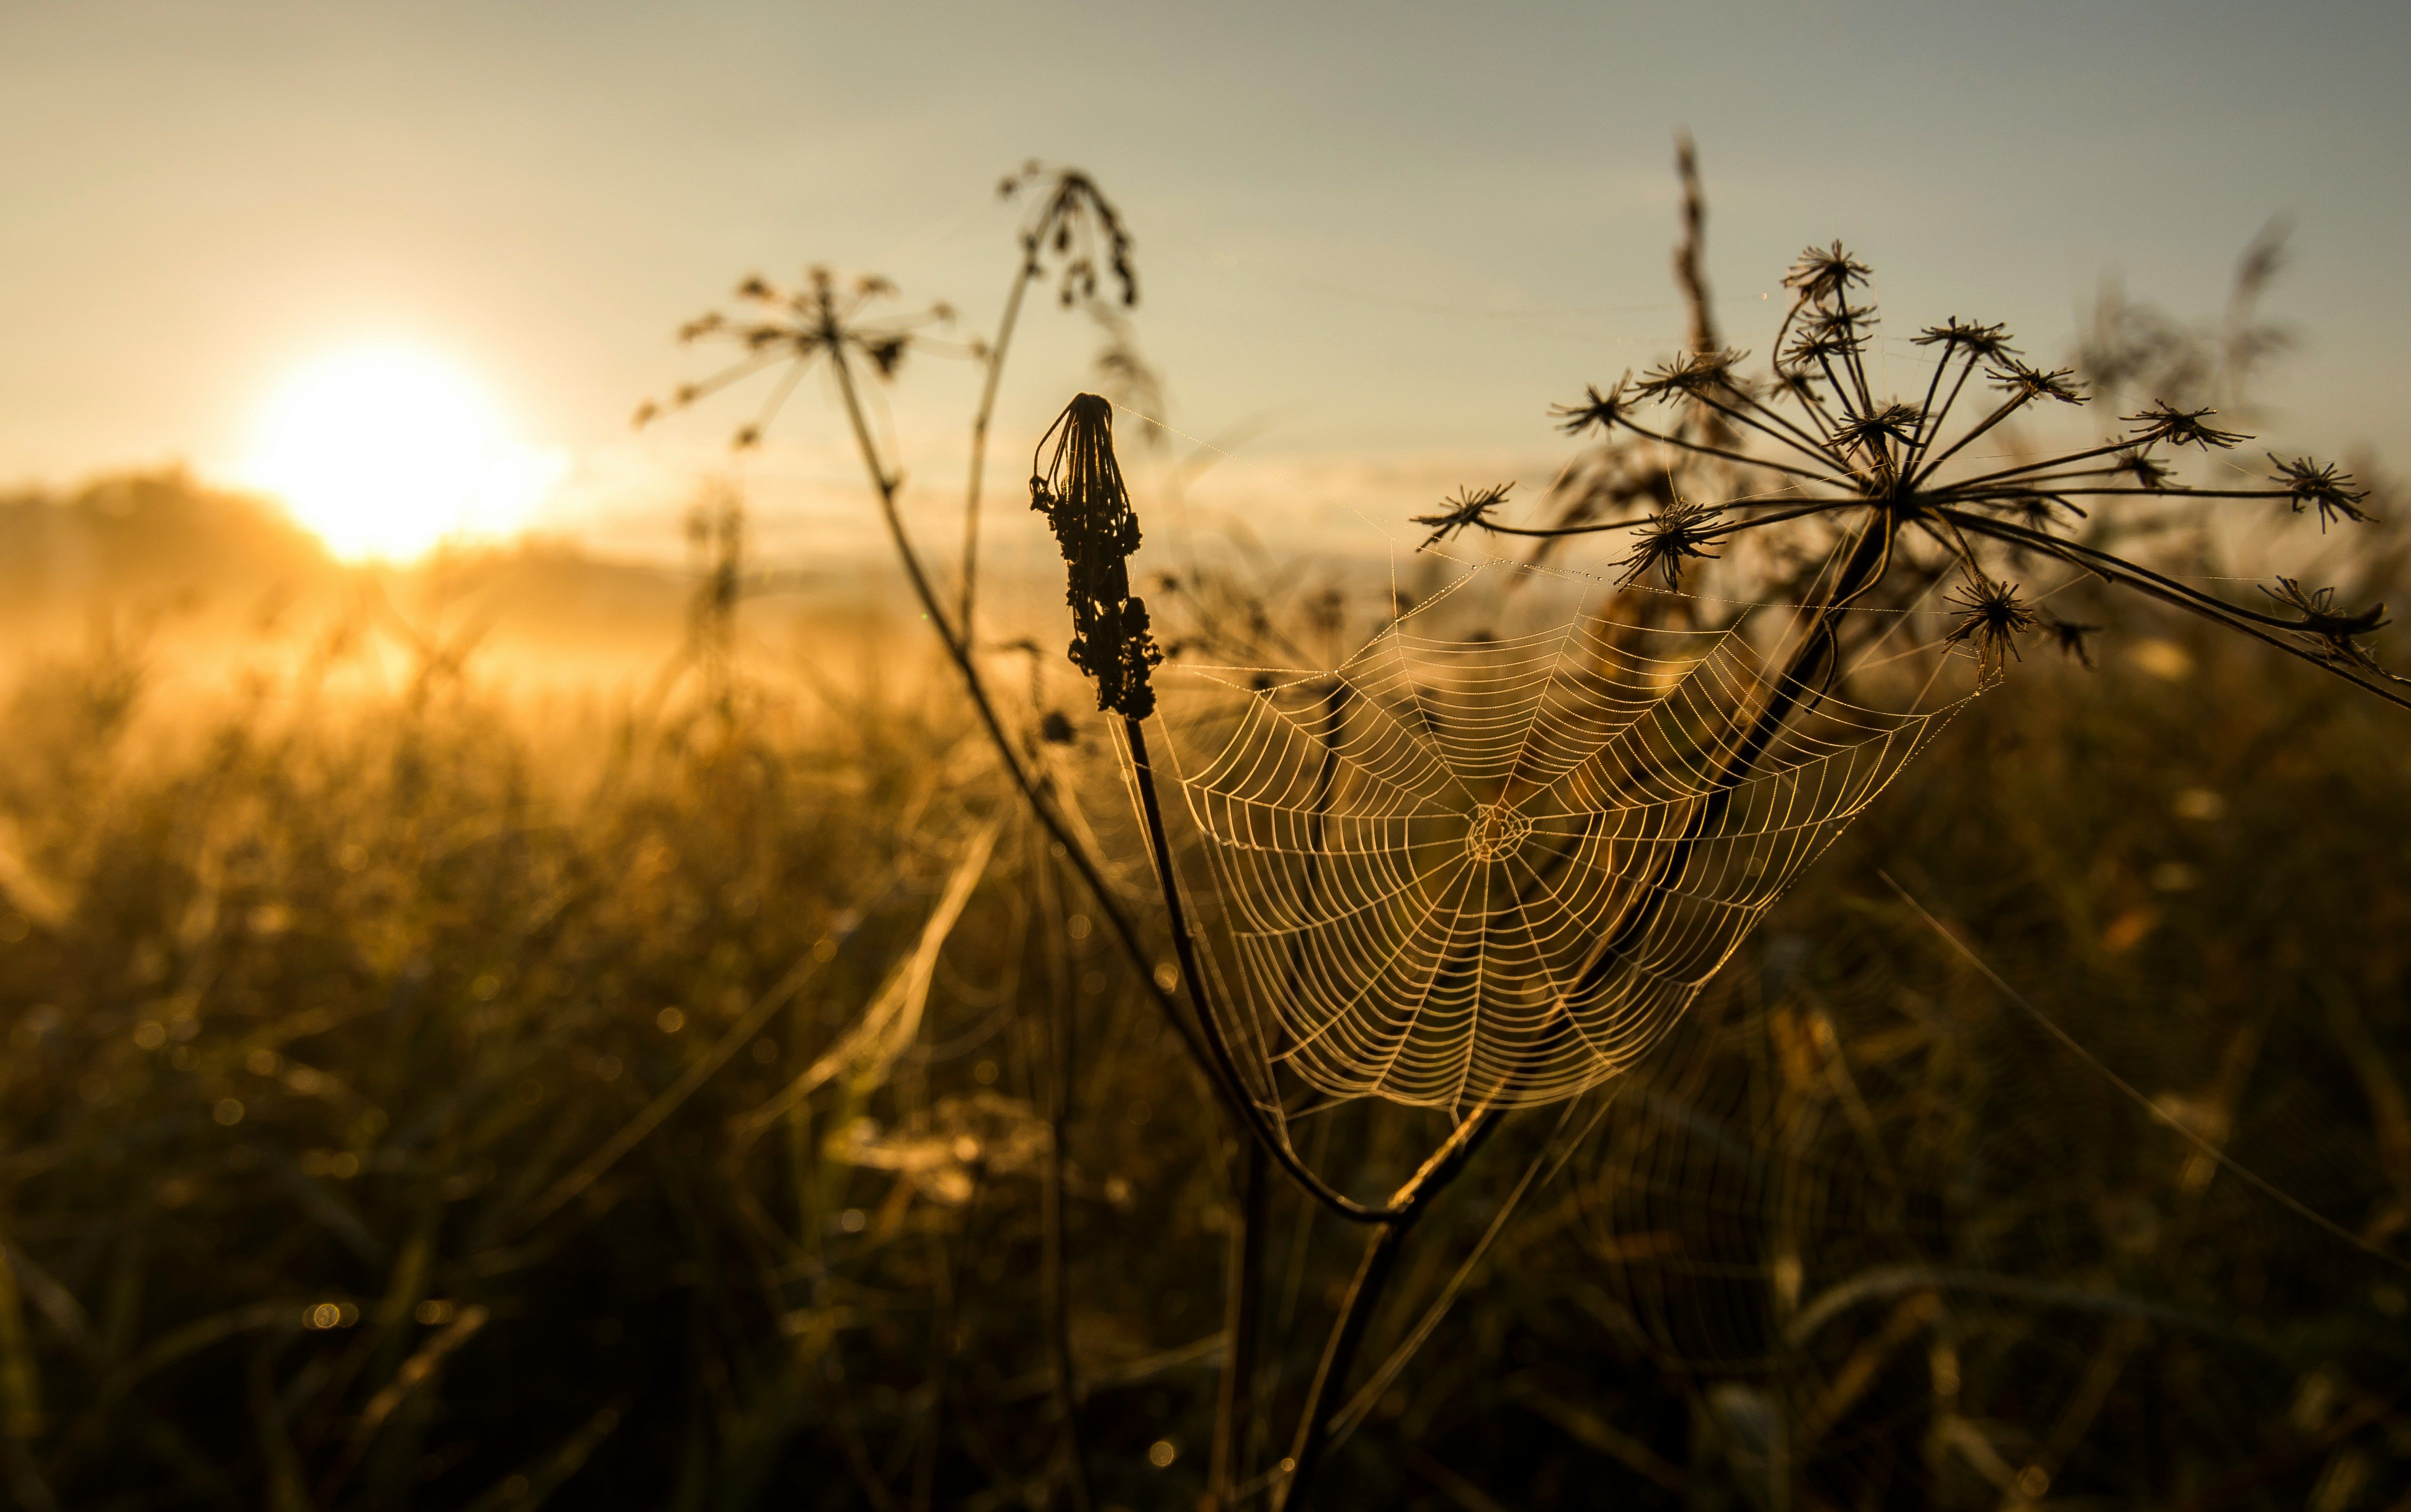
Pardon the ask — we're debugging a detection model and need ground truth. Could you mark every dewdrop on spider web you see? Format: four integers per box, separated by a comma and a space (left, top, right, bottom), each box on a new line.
1148, 564, 1970, 1112
1044, 395, 1968, 1114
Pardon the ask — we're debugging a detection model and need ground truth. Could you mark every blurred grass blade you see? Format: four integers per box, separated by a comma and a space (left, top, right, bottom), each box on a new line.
458, 1396, 628, 1512
317, 1303, 489, 1503
248, 1339, 308, 1512
0, 1230, 48, 1441
510, 868, 914, 1234
736, 818, 1003, 1135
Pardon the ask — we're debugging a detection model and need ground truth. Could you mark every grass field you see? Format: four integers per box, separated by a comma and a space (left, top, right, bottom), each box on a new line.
2, 469, 2407, 1509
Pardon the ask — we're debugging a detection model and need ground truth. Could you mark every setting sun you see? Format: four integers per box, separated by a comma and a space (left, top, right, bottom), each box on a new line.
240, 345, 561, 561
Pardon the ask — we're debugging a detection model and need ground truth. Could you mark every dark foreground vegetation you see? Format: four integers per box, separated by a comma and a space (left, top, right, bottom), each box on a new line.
1, 528, 2407, 1509
7, 149, 2411, 1511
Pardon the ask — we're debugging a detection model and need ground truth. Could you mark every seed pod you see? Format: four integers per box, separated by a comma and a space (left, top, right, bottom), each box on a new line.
1030, 394, 1163, 718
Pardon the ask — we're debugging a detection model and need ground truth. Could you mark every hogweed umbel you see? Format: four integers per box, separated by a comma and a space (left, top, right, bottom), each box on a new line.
1436, 239, 2407, 707
634, 266, 956, 449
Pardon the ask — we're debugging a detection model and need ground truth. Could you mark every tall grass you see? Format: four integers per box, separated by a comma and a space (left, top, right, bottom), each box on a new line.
0, 540, 2406, 1508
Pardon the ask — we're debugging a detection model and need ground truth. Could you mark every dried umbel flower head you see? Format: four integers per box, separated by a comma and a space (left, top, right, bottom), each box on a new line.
1031, 394, 1163, 718
1550, 378, 1634, 438
2125, 401, 2248, 450
635, 267, 954, 448
1424, 232, 2407, 712
1412, 483, 1514, 548
1001, 161, 1138, 309
1615, 498, 1724, 590
2268, 454, 2374, 529
1941, 578, 2038, 680
2261, 577, 2391, 672
2038, 611, 2102, 668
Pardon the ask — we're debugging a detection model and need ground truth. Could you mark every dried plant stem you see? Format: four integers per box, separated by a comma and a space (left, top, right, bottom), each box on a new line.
1120, 716, 1406, 1224
829, 349, 1397, 1225
1937, 507, 2411, 709
1552, 511, 1893, 968
1272, 1110, 1501, 1512
820, 348, 1223, 1094
1035, 850, 1096, 1512
911, 1179, 980, 1512
1210, 1140, 1266, 1508
960, 258, 1036, 634
1673, 131, 1717, 358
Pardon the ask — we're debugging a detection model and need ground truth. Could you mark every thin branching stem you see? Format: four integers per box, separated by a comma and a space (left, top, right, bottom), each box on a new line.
1700, 499, 1856, 539
960, 255, 1037, 634
1681, 389, 1850, 472
1909, 389, 2039, 489
1903, 351, 1982, 477
1613, 419, 1857, 489
1210, 1141, 1266, 1508
1271, 1110, 1501, 1512
1946, 437, 2168, 491
1944, 486, 2293, 503
820, 347, 1222, 1094
1712, 381, 1844, 460
1121, 715, 1407, 1224
1904, 347, 1956, 459
1934, 506, 2411, 710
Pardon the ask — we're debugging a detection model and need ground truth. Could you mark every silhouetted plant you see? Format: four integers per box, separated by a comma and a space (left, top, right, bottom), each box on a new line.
1449, 238, 2405, 705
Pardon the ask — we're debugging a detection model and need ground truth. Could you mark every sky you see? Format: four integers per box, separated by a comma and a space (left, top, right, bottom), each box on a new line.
3, 0, 2406, 563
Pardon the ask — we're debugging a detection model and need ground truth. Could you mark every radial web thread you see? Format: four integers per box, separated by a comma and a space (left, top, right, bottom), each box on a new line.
1147, 569, 1970, 1113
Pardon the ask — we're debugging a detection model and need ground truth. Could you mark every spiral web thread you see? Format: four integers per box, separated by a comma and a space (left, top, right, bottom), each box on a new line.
1147, 563, 1971, 1113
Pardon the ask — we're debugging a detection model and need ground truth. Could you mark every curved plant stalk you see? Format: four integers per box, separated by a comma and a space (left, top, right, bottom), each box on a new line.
819, 346, 1218, 1084
1029, 832, 1097, 1512
959, 257, 1035, 635
910, 1172, 982, 1512
1210, 1140, 1266, 1510
1271, 1108, 1502, 1512
827, 350, 1407, 1231
1121, 716, 1408, 1222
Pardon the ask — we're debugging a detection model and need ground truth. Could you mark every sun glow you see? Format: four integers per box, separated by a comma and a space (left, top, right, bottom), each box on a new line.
241, 345, 563, 561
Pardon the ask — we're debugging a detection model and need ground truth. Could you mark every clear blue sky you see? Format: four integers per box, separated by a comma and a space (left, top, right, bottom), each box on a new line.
3, 0, 2404, 549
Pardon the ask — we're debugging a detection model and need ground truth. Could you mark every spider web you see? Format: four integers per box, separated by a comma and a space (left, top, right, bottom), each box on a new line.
1144, 560, 1972, 1113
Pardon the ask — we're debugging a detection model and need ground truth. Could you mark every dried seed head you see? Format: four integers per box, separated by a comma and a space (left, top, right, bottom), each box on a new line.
1001, 163, 1139, 309
1831, 402, 1924, 458
1995, 493, 2083, 533
1941, 577, 2038, 680
1412, 483, 1515, 548
1614, 499, 1723, 590
1913, 318, 2017, 362
646, 266, 944, 451
1635, 349, 1747, 405
1784, 326, 1866, 368
1030, 394, 1163, 718
2261, 576, 2390, 669
1550, 378, 1635, 438
2114, 449, 2178, 492
1800, 304, 1879, 339
2123, 401, 2249, 450
2037, 612, 2102, 669
2267, 454, 2374, 530
1784, 241, 1873, 303
1987, 360, 2087, 406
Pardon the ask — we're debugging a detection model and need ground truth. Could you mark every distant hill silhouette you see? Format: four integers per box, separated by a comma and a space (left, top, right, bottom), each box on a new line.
0, 470, 920, 691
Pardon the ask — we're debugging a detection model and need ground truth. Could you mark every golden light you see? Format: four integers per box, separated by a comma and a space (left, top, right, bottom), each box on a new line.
240, 345, 563, 561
